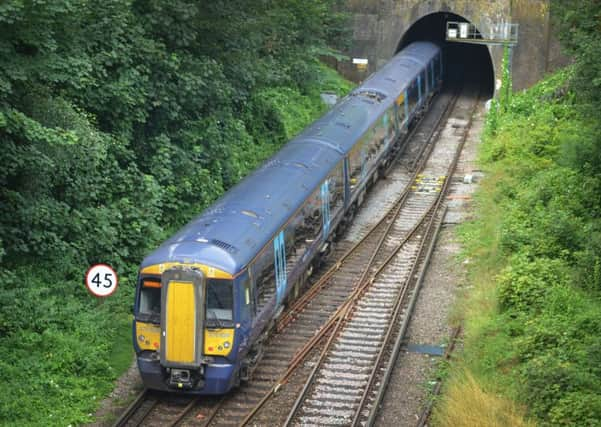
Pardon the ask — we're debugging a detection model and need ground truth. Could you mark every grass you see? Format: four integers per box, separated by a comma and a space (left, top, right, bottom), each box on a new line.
108, 315, 135, 377
435, 371, 534, 427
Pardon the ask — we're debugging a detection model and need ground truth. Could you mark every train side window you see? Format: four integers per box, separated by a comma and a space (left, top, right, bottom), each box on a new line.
285, 208, 309, 271
253, 242, 276, 312
407, 80, 419, 115
327, 162, 344, 217
363, 130, 376, 172
377, 110, 395, 145
206, 279, 234, 324
348, 141, 364, 186
364, 120, 387, 172
420, 70, 426, 100
138, 283, 161, 322
303, 186, 323, 240
387, 110, 396, 139
396, 93, 407, 125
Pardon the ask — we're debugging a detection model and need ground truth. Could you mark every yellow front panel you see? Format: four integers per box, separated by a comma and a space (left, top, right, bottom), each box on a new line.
204, 329, 235, 356
136, 321, 160, 351
165, 281, 196, 364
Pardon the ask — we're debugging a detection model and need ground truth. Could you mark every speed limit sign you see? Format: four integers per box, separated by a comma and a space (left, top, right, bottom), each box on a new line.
86, 264, 119, 297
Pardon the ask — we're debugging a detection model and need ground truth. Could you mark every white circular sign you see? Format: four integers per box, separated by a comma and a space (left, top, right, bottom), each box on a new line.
86, 264, 118, 297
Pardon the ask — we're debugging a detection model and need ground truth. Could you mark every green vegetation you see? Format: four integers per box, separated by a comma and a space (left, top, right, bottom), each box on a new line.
0, 1, 352, 425
435, 1, 601, 425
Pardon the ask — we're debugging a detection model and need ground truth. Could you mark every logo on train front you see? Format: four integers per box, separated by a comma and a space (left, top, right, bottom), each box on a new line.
85, 264, 119, 297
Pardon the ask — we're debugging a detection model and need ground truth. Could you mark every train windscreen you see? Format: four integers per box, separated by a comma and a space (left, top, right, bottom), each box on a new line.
137, 280, 161, 323
206, 279, 234, 327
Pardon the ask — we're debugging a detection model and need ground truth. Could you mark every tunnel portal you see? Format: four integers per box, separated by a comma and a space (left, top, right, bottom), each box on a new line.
337, 0, 556, 92
398, 12, 495, 98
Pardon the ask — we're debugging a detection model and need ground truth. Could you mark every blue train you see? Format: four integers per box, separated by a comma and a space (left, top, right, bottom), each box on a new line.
133, 42, 442, 394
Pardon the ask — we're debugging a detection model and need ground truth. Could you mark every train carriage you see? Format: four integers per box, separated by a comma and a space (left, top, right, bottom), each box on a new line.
133, 42, 442, 394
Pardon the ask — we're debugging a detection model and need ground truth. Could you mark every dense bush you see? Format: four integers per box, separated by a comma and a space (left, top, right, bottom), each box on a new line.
0, 0, 351, 268
0, 1, 353, 424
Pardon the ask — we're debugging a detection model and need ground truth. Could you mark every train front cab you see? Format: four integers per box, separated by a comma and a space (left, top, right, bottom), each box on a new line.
133, 264, 247, 394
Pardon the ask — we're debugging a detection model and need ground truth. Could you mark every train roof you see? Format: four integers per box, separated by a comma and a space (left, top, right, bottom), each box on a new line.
356, 41, 439, 99
141, 138, 343, 275
140, 42, 441, 276
298, 42, 439, 152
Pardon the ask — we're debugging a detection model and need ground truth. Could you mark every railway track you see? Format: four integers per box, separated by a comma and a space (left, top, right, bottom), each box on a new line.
111, 389, 211, 427
112, 81, 479, 427
279, 84, 481, 427
189, 88, 458, 427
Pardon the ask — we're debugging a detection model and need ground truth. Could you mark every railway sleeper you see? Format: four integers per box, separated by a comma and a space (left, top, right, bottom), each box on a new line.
338, 331, 384, 341
302, 406, 355, 419
321, 362, 372, 375
319, 368, 370, 381
336, 336, 382, 347
313, 377, 366, 391
313, 383, 365, 396
342, 325, 387, 334
351, 310, 393, 320
356, 300, 394, 309
298, 415, 352, 426
329, 349, 377, 361
347, 315, 390, 325
305, 398, 357, 410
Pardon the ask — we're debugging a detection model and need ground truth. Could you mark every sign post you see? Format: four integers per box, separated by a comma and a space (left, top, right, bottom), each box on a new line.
352, 58, 369, 72
86, 264, 119, 298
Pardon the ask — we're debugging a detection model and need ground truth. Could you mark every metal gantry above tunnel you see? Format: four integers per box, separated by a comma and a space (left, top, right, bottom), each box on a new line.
446, 21, 519, 45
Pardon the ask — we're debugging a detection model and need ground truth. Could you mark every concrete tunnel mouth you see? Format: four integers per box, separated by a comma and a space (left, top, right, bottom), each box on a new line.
398, 12, 495, 98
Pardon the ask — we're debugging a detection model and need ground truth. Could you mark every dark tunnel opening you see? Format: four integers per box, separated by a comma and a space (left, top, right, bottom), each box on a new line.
398, 12, 495, 98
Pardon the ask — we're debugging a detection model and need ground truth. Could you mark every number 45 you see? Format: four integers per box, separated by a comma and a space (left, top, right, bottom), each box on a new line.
92, 272, 113, 288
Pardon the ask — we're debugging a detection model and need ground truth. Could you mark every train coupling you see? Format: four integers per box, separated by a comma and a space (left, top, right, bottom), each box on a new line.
167, 367, 204, 390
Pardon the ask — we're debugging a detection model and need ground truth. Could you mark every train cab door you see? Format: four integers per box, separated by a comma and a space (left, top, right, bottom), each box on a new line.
237, 271, 256, 351
160, 268, 205, 371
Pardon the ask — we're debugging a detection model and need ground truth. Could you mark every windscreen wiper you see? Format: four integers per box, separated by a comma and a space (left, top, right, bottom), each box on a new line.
207, 309, 225, 329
